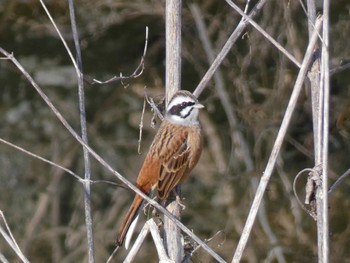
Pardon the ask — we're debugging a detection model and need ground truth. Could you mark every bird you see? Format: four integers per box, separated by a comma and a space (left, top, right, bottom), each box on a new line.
116, 90, 204, 249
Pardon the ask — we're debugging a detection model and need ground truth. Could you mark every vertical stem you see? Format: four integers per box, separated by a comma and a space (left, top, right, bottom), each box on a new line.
165, 0, 182, 103
164, 0, 183, 262
231, 17, 322, 263
320, 0, 330, 261
68, 0, 95, 262
307, 1, 330, 262
305, 0, 329, 259
306, 0, 316, 39
306, 2, 323, 261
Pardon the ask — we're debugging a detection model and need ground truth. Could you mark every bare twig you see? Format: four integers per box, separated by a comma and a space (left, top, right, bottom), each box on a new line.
182, 231, 225, 263
92, 27, 149, 85
328, 167, 350, 194
0, 47, 225, 263
231, 17, 323, 263
106, 246, 119, 263
39, 0, 80, 76
0, 211, 30, 263
138, 95, 147, 154
0, 253, 10, 263
251, 177, 287, 263
0, 137, 82, 181
330, 62, 350, 76
144, 89, 165, 123
193, 0, 268, 97
0, 138, 123, 189
66, 0, 95, 261
124, 219, 172, 263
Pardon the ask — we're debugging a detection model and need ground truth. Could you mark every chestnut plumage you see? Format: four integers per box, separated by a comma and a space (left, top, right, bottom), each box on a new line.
116, 90, 204, 248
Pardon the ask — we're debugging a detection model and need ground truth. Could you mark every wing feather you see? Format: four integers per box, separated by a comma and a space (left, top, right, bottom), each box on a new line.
157, 130, 190, 200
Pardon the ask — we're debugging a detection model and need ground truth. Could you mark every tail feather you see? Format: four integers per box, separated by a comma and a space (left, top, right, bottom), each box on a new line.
124, 214, 139, 249
116, 194, 144, 248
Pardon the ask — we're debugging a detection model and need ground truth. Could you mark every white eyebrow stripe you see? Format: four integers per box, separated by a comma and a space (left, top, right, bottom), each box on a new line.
168, 96, 193, 108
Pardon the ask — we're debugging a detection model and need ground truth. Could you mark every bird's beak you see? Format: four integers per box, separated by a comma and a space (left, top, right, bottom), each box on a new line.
194, 103, 205, 109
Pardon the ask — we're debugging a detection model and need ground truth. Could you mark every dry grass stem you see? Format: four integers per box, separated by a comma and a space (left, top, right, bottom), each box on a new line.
231, 16, 323, 263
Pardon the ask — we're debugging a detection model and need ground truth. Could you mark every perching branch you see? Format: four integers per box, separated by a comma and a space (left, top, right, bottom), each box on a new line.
124, 219, 172, 263
164, 0, 183, 261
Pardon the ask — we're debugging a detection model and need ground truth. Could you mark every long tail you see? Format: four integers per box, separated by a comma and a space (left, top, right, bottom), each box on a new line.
116, 194, 144, 248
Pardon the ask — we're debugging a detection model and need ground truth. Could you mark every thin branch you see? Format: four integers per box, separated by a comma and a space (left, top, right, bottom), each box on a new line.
193, 0, 268, 97
92, 27, 149, 84
0, 138, 124, 189
328, 167, 350, 194
243, 0, 251, 14
67, 0, 95, 261
138, 95, 147, 154
0, 253, 10, 263
0, 211, 30, 263
123, 219, 172, 263
39, 0, 80, 76
0, 47, 225, 263
252, 177, 287, 263
225, 0, 301, 68
330, 62, 350, 76
0, 137, 82, 181
145, 91, 165, 123
182, 231, 225, 263
231, 17, 323, 263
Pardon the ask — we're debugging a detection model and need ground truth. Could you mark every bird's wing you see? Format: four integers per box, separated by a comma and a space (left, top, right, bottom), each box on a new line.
157, 131, 190, 200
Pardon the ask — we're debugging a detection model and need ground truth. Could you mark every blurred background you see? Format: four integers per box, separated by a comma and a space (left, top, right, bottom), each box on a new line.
0, 0, 350, 262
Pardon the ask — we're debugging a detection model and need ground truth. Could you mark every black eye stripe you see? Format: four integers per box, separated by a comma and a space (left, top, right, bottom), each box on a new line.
184, 101, 195, 107
169, 101, 195, 116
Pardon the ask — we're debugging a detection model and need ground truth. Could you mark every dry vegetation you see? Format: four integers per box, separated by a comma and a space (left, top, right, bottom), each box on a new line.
0, 0, 350, 262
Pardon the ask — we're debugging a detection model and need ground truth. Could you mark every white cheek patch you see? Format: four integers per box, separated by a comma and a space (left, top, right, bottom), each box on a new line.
168, 114, 185, 125
180, 107, 192, 118
168, 108, 200, 126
